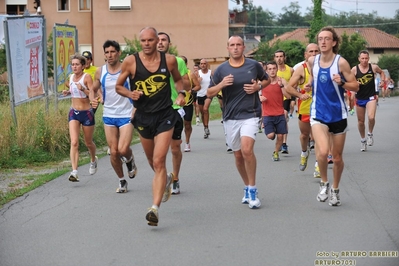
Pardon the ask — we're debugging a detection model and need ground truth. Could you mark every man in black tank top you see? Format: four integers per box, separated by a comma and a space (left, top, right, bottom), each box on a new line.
351, 50, 386, 152
115, 27, 185, 227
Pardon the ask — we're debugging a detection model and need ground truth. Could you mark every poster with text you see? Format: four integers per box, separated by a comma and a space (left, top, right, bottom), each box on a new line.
54, 24, 77, 93
7, 17, 44, 104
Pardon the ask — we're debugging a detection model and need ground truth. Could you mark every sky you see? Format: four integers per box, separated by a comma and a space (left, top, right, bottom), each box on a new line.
229, 0, 399, 19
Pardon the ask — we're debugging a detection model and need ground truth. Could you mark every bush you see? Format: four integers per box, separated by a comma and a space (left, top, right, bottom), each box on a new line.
0, 98, 108, 169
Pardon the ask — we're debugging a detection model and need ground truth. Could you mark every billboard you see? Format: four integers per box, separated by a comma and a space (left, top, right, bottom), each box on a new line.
53, 24, 78, 94
4, 16, 46, 105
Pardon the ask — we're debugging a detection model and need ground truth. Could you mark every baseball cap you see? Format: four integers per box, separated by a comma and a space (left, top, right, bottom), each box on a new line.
82, 51, 92, 59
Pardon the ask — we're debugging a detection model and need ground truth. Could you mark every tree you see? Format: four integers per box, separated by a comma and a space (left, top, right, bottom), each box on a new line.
307, 0, 324, 43
278, 2, 308, 27
254, 39, 305, 65
377, 54, 399, 82
120, 36, 178, 61
338, 32, 367, 67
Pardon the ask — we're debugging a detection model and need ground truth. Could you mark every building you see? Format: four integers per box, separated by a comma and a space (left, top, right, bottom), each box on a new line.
0, 0, 230, 69
264, 27, 399, 63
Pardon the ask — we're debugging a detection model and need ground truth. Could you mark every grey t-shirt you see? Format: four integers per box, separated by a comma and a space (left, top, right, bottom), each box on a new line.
210, 58, 268, 120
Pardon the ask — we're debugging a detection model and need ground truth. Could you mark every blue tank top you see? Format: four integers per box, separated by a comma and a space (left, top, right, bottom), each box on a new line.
311, 54, 347, 123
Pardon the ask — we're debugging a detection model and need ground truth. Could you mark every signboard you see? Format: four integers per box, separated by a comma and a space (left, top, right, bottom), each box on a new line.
53, 23, 78, 94
4, 16, 46, 105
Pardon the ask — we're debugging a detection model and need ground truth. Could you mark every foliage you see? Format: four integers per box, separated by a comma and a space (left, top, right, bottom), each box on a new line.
0, 99, 108, 169
254, 39, 305, 66
0, 44, 7, 75
47, 32, 54, 79
338, 32, 367, 67
307, 0, 324, 43
377, 54, 399, 82
236, 1, 399, 42
120, 36, 178, 61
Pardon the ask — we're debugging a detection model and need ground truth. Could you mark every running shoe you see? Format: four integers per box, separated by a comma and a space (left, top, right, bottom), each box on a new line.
367, 134, 374, 146
281, 144, 289, 154
116, 179, 128, 193
227, 147, 233, 153
329, 188, 341, 206
204, 127, 210, 136
196, 116, 200, 126
314, 165, 321, 178
349, 109, 355, 115
107, 147, 111, 155
248, 188, 261, 209
162, 173, 173, 202
327, 154, 333, 164
126, 158, 137, 179
317, 182, 329, 202
68, 172, 79, 182
299, 150, 310, 171
360, 140, 367, 152
89, 156, 98, 175
241, 187, 249, 204
272, 151, 280, 161
146, 207, 159, 226
184, 143, 191, 152
172, 180, 180, 195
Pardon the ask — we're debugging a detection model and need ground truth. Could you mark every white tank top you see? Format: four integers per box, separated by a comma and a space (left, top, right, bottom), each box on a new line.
100, 65, 133, 118
69, 73, 88, 98
197, 69, 212, 97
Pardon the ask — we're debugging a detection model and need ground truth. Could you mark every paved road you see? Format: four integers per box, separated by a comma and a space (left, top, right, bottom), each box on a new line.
1, 98, 398, 266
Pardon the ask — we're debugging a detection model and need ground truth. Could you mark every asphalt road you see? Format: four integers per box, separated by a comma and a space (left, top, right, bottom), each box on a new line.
1, 97, 398, 266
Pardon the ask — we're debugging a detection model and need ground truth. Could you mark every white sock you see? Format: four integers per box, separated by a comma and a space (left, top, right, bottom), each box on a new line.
151, 205, 159, 210
248, 185, 256, 191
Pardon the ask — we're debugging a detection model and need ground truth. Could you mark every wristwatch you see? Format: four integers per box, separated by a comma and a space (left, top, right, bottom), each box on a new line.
340, 80, 346, 86
178, 90, 186, 96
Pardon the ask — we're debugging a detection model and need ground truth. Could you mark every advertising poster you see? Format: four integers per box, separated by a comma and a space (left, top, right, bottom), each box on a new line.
6, 17, 44, 104
54, 24, 77, 93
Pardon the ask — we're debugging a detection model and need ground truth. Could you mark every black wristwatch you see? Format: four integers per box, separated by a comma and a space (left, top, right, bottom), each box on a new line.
178, 90, 186, 96
340, 80, 346, 86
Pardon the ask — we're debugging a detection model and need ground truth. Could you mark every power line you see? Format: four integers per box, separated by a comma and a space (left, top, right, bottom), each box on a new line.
242, 20, 399, 29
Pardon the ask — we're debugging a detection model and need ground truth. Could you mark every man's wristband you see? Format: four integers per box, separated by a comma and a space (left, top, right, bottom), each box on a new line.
178, 90, 186, 96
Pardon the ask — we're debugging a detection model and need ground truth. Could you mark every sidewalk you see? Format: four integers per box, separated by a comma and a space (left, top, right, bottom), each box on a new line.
1, 98, 398, 266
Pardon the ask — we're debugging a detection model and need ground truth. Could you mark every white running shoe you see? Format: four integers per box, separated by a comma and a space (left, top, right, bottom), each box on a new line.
367, 134, 374, 146
317, 182, 329, 202
248, 188, 261, 209
89, 156, 98, 175
241, 187, 250, 204
196, 117, 200, 126
162, 173, 173, 202
360, 140, 367, 152
116, 179, 128, 193
184, 143, 191, 152
329, 188, 341, 206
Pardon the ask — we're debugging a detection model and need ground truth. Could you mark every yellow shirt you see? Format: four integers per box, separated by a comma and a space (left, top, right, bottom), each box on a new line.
297, 63, 312, 115
84, 65, 97, 80
277, 64, 292, 100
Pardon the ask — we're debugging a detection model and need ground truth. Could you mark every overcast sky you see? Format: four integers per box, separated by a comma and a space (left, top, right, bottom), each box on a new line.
229, 0, 399, 19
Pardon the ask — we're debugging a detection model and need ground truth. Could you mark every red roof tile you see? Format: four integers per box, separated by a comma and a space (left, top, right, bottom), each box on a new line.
268, 27, 399, 49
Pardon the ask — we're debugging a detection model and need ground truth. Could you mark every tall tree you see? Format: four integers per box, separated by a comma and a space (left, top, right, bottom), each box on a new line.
307, 0, 324, 43
278, 2, 308, 26
338, 32, 367, 67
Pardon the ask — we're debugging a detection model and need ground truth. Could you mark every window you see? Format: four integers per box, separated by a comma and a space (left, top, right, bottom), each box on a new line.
58, 0, 69, 11
79, 0, 91, 11
374, 49, 384, 54
6, 5, 25, 15
109, 0, 131, 10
